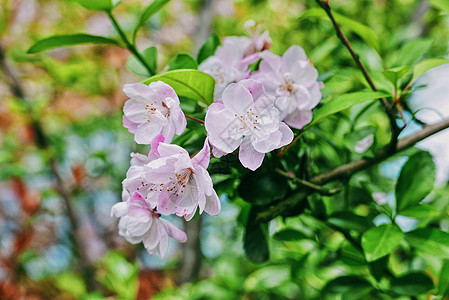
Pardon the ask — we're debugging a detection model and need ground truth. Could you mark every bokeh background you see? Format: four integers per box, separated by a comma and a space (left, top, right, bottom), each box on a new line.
1, 0, 449, 299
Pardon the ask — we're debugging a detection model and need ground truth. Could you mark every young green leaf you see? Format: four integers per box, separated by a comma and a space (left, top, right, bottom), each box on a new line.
197, 33, 220, 64
382, 66, 412, 88
272, 228, 308, 241
323, 276, 372, 294
410, 58, 449, 84
142, 69, 215, 105
126, 46, 157, 78
168, 53, 198, 71
390, 272, 434, 296
68, 0, 117, 11
132, 0, 171, 42
299, 8, 379, 52
430, 0, 449, 13
406, 228, 449, 257
395, 151, 435, 211
327, 212, 372, 232
27, 34, 121, 54
398, 205, 439, 219
361, 224, 404, 262
310, 91, 388, 126
243, 265, 290, 291
394, 39, 433, 67
438, 260, 449, 296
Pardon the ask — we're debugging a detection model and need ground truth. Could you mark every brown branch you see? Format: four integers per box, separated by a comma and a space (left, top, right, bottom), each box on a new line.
315, 0, 402, 150
257, 118, 449, 222
0, 42, 96, 290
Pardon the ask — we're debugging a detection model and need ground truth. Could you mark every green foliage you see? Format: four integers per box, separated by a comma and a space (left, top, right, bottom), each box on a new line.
300, 8, 379, 52
142, 69, 215, 105
168, 53, 198, 70
27, 34, 121, 54
126, 46, 158, 77
361, 224, 404, 262
390, 272, 434, 296
244, 207, 269, 263
310, 91, 388, 126
395, 151, 436, 211
272, 227, 308, 241
197, 33, 220, 64
238, 170, 288, 206
406, 228, 449, 257
67, 0, 121, 11
410, 58, 449, 84
132, 0, 172, 42
430, 0, 449, 13
97, 252, 139, 300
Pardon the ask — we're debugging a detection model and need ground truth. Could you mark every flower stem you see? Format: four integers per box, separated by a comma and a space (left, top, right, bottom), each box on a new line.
107, 11, 155, 76
185, 114, 204, 124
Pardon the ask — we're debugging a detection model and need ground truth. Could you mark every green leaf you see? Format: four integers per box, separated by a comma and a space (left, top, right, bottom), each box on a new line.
310, 91, 388, 126
272, 228, 308, 241
27, 34, 121, 54
410, 58, 449, 83
244, 207, 269, 263
399, 205, 439, 219
300, 8, 379, 52
323, 276, 372, 294
382, 66, 412, 88
197, 33, 221, 64
327, 212, 372, 232
68, 0, 117, 11
142, 69, 215, 105
238, 170, 288, 206
430, 0, 449, 13
438, 260, 449, 296
406, 228, 449, 257
55, 273, 87, 298
361, 224, 404, 262
390, 272, 434, 296
168, 53, 198, 71
133, 0, 171, 42
244, 265, 290, 291
126, 46, 157, 78
395, 151, 435, 211
394, 39, 433, 67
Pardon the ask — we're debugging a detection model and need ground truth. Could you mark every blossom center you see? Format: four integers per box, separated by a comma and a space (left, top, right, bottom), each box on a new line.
143, 102, 170, 123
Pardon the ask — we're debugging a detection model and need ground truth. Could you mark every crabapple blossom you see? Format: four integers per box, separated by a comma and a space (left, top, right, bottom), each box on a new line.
123, 137, 221, 221
251, 45, 323, 130
122, 81, 186, 144
199, 32, 270, 100
205, 79, 294, 171
111, 191, 187, 257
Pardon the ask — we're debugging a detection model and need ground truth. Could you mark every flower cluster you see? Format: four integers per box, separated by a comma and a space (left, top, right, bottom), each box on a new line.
111, 28, 323, 257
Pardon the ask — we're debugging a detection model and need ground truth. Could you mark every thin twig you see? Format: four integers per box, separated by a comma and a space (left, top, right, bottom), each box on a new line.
257, 118, 449, 222
275, 169, 341, 196
315, 0, 402, 151
107, 11, 155, 76
0, 43, 96, 291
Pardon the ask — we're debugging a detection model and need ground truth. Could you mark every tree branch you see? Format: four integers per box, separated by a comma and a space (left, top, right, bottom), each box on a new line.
257, 118, 449, 222
315, 0, 402, 150
0, 43, 96, 290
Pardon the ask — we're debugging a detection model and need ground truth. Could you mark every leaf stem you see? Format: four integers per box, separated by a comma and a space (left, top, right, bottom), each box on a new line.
107, 11, 155, 76
275, 169, 341, 196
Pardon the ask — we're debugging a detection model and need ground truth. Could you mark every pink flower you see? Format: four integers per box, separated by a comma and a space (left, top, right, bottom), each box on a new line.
205, 79, 294, 171
199, 36, 259, 100
122, 81, 186, 144
123, 138, 221, 221
251, 45, 323, 130
111, 191, 187, 257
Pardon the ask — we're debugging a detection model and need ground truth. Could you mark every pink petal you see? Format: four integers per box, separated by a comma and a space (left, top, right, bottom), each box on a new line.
191, 138, 211, 169
204, 190, 221, 216
284, 110, 312, 130
283, 45, 307, 66
222, 83, 254, 116
239, 137, 265, 171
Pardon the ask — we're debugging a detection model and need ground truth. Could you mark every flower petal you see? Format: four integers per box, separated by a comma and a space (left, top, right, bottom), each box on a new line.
239, 137, 265, 171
